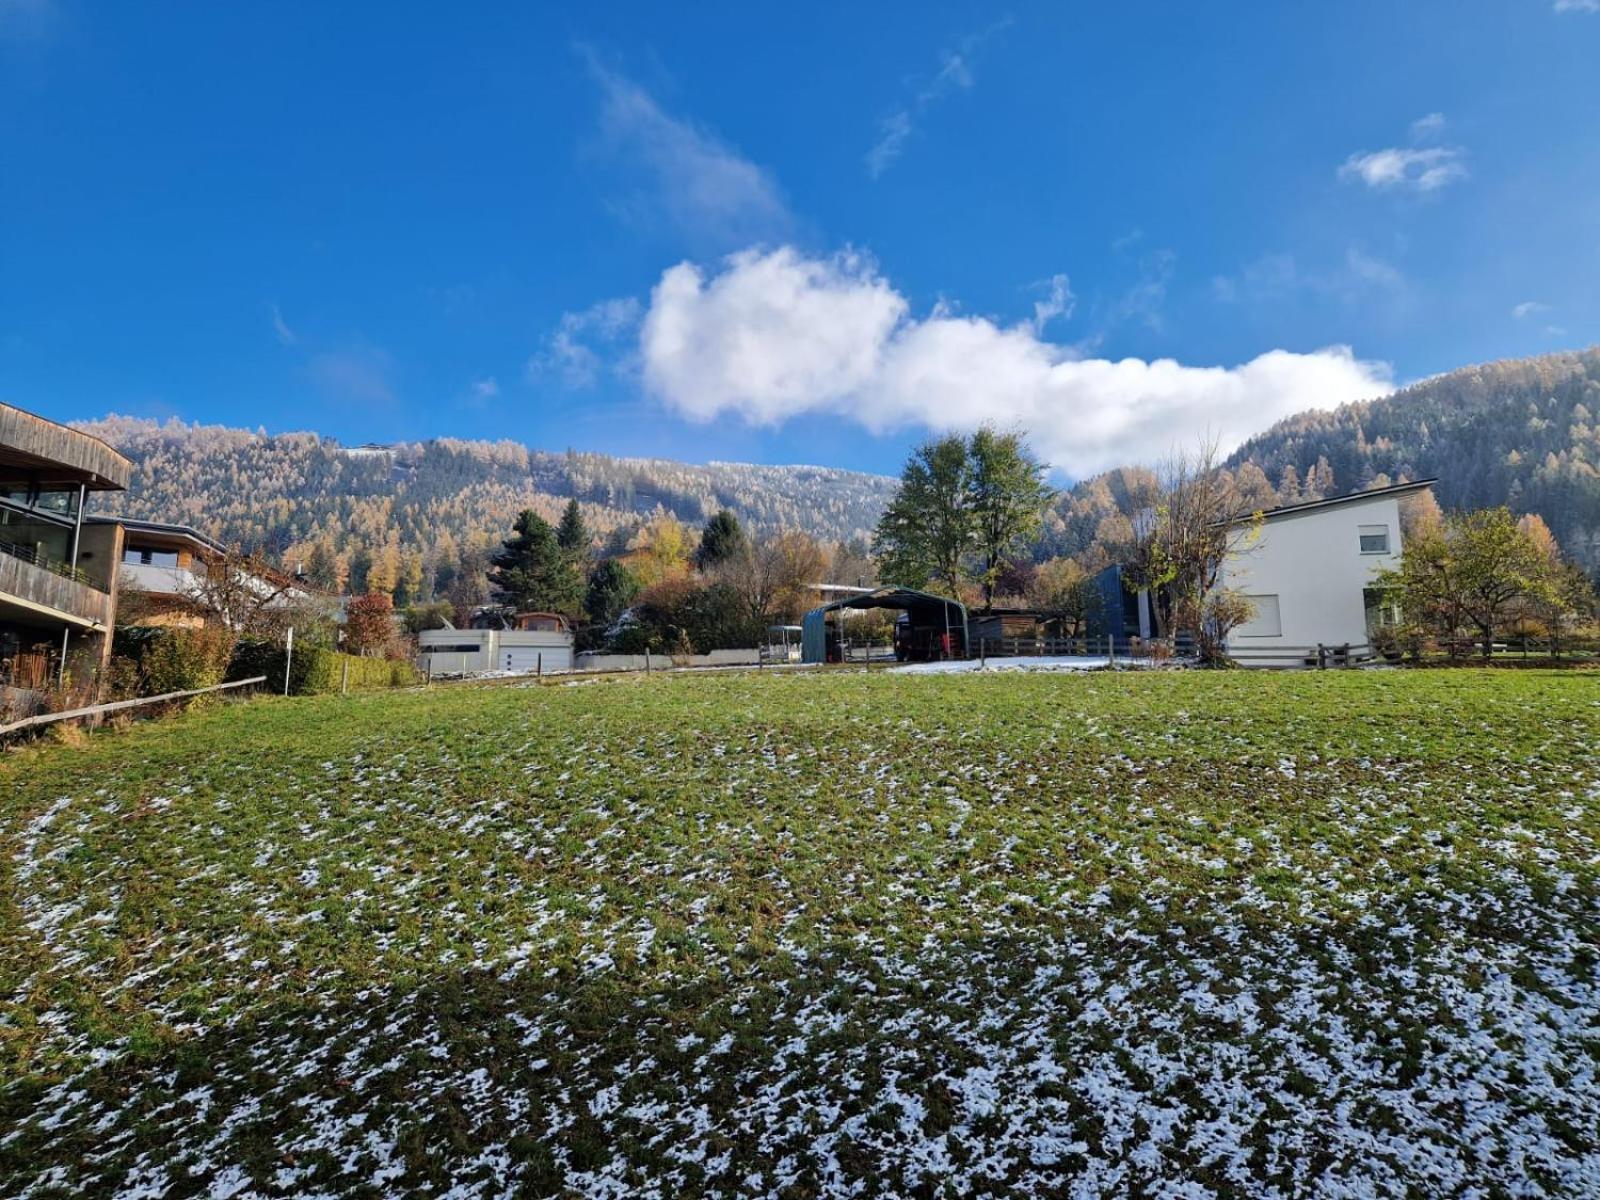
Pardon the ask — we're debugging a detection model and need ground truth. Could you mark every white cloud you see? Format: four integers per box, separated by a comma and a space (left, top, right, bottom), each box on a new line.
866, 19, 1012, 178
640, 246, 1392, 479
865, 111, 914, 179
582, 52, 791, 249
308, 348, 394, 405
533, 296, 643, 388
1341, 114, 1466, 193
1029, 274, 1074, 334
270, 303, 297, 347
1512, 300, 1550, 319
1342, 248, 1406, 291
1340, 146, 1466, 192
1554, 0, 1599, 12
1110, 250, 1174, 333
471, 376, 499, 400
1213, 249, 1407, 305
1409, 112, 1446, 141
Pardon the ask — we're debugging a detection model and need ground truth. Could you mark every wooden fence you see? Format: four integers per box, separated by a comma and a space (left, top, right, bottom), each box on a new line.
0, 675, 267, 739
1225, 643, 1378, 669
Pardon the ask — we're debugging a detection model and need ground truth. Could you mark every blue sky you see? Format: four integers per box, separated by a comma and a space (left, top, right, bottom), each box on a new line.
2, 2, 1597, 480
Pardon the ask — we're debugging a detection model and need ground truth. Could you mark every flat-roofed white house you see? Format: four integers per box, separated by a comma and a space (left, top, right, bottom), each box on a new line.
419, 611, 574, 675
1217, 478, 1437, 665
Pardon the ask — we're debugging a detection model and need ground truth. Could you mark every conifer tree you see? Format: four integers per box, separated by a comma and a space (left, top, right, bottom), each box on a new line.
489, 510, 583, 617
556, 499, 589, 562
696, 509, 746, 570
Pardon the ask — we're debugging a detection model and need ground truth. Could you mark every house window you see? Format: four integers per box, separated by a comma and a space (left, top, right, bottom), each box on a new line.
122, 548, 179, 567
1236, 594, 1282, 637
1358, 525, 1390, 554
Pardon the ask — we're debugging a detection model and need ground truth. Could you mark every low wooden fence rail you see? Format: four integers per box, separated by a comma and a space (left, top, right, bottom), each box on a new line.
0, 675, 268, 739
1226, 643, 1378, 669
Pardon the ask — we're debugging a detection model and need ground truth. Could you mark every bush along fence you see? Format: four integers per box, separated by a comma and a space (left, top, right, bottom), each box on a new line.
228, 640, 422, 696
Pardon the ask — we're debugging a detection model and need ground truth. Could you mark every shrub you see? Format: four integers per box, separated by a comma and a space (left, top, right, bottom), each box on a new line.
112, 625, 236, 694
345, 592, 398, 657
607, 579, 762, 655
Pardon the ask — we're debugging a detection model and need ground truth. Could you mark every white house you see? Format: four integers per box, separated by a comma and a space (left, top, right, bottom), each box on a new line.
1216, 479, 1437, 665
419, 611, 574, 675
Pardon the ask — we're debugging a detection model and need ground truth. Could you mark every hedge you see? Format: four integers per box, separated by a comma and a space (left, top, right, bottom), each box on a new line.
227, 640, 421, 696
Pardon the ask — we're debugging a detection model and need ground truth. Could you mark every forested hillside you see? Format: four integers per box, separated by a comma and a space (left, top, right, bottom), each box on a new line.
75, 416, 894, 594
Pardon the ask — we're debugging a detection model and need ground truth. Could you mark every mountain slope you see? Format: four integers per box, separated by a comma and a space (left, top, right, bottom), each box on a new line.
74, 416, 896, 567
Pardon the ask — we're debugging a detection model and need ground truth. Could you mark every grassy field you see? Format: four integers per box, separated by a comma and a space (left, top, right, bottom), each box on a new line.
1, 668, 1596, 1198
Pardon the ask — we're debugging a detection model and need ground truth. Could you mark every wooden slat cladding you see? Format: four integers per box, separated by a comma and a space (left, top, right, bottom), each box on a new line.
0, 403, 132, 491
0, 551, 112, 627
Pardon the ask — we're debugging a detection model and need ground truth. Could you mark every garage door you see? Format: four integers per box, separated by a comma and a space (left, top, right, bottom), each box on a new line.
501, 646, 570, 674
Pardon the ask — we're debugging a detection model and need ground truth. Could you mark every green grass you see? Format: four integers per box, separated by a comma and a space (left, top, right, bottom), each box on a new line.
1, 668, 1597, 1197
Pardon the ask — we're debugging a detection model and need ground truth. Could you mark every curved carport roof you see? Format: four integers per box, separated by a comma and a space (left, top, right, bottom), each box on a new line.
801, 587, 967, 664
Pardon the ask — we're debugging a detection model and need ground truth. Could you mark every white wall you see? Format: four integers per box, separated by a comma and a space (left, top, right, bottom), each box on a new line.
1218, 495, 1403, 662
120, 561, 203, 597
574, 648, 760, 673
495, 630, 573, 673
419, 629, 494, 673
419, 628, 574, 675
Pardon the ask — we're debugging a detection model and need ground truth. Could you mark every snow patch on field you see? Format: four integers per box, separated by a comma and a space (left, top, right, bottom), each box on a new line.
892, 655, 1163, 674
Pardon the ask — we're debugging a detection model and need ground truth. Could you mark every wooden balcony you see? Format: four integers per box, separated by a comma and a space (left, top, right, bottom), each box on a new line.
0, 545, 112, 628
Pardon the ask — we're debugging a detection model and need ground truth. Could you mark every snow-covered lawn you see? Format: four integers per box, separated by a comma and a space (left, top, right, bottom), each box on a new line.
892, 653, 1166, 673
1, 668, 1596, 1197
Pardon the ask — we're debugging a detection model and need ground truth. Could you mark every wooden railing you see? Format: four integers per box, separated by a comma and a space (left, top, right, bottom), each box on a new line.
0, 549, 111, 626
1226, 642, 1378, 668
0, 676, 268, 739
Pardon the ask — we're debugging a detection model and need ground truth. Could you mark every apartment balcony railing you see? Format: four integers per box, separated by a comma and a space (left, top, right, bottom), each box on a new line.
0, 542, 111, 627
0, 537, 95, 587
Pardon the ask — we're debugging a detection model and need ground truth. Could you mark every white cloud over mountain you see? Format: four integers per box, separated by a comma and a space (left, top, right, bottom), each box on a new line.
640, 247, 1392, 479
583, 53, 792, 250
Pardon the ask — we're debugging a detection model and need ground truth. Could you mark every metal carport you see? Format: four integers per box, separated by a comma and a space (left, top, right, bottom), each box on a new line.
801, 587, 968, 664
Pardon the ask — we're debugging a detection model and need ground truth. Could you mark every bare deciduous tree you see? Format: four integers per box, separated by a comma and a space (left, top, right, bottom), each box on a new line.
716, 531, 827, 626
1124, 439, 1261, 663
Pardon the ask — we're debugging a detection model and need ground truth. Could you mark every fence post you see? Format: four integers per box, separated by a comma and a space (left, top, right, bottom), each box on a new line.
1108, 634, 1115, 667
283, 627, 294, 697
343, 657, 351, 695
537, 652, 543, 679
645, 648, 651, 674
1317, 643, 1325, 670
